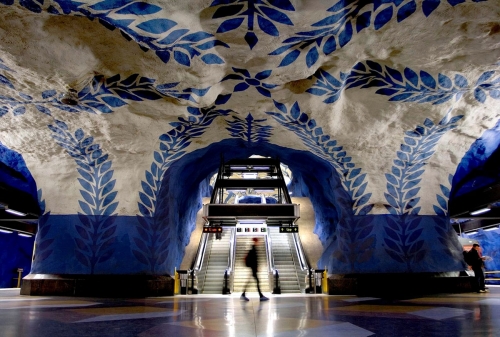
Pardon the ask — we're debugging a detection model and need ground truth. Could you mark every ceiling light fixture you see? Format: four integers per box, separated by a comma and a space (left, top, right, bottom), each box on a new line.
0, 229, 13, 234
5, 208, 26, 217
470, 207, 491, 216
18, 233, 32, 238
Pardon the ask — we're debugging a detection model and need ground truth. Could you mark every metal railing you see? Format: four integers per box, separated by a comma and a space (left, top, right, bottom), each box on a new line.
188, 232, 210, 294
223, 228, 236, 294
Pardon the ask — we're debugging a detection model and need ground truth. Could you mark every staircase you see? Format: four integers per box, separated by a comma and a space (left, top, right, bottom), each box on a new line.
233, 236, 269, 294
198, 230, 232, 294
268, 227, 306, 293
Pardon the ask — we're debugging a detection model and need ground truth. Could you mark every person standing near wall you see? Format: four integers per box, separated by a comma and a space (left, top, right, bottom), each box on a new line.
468, 243, 489, 293
241, 237, 269, 301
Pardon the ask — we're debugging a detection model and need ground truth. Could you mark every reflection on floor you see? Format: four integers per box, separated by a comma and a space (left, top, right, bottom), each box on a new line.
1, 287, 500, 336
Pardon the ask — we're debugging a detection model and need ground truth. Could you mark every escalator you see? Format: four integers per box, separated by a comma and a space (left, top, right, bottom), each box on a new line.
191, 157, 311, 295
232, 236, 269, 293
196, 230, 232, 294
268, 227, 307, 293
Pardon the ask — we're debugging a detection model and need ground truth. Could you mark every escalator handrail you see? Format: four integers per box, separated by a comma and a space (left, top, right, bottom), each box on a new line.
191, 232, 209, 272
265, 234, 275, 274
292, 231, 309, 272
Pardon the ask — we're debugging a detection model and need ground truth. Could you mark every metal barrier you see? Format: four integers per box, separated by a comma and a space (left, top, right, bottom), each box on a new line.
178, 270, 188, 295
272, 269, 281, 294
314, 269, 325, 293
485, 270, 500, 283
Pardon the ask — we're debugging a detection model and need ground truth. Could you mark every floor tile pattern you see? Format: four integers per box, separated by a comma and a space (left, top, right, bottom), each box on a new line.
1, 287, 499, 336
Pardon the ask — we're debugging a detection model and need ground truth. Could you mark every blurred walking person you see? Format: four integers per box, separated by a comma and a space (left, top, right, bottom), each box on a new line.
241, 237, 268, 301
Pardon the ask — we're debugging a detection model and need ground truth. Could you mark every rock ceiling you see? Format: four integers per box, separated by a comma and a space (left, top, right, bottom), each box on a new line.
0, 0, 499, 217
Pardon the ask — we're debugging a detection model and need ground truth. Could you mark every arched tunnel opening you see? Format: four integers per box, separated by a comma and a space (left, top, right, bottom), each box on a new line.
156, 138, 347, 273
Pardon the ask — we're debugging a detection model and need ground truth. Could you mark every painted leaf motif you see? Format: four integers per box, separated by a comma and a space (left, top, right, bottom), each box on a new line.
420, 71, 436, 89
217, 18, 244, 33
374, 6, 393, 30
397, 0, 416, 22
279, 49, 300, 67
306, 47, 319, 68
422, 0, 441, 17
260, 6, 293, 25
338, 21, 353, 47
137, 19, 177, 34
116, 2, 162, 15
201, 54, 224, 65
356, 11, 371, 32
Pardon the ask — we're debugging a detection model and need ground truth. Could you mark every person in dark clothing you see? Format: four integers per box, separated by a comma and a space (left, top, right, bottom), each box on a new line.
241, 237, 269, 301
468, 243, 488, 293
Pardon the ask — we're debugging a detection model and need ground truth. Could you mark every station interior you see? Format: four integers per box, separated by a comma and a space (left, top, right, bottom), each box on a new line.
0, 0, 500, 336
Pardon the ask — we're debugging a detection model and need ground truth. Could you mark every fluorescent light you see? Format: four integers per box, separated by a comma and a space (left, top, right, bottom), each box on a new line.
242, 173, 257, 179
467, 231, 478, 235
5, 209, 26, 216
484, 226, 499, 232
0, 229, 13, 234
18, 233, 32, 238
239, 219, 265, 224
254, 189, 275, 193
470, 207, 491, 216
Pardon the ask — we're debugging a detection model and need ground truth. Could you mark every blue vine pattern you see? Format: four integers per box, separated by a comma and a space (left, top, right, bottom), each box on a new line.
383, 215, 425, 271
0, 73, 211, 117
433, 173, 453, 216
432, 174, 457, 258
270, 0, 487, 68
210, 0, 295, 49
308, 62, 500, 105
134, 106, 230, 273
267, 100, 373, 215
384, 112, 463, 215
48, 120, 118, 274
216, 68, 278, 105
80, 74, 211, 113
226, 113, 273, 144
33, 189, 54, 262
15, 0, 230, 66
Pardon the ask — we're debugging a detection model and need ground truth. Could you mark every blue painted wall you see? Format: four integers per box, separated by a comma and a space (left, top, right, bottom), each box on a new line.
0, 231, 34, 288
30, 138, 465, 275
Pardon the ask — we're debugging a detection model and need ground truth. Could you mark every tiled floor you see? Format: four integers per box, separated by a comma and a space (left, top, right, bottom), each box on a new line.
1, 287, 500, 336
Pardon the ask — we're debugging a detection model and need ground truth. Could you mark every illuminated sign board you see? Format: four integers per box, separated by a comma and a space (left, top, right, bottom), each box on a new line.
279, 227, 298, 233
203, 226, 223, 233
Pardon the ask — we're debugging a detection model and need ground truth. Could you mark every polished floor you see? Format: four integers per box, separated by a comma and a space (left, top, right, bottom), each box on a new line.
1, 287, 500, 337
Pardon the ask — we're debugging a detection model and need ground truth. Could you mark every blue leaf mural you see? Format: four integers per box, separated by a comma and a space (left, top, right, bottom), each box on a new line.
22, 0, 230, 66
226, 113, 273, 144
33, 189, 54, 262
211, 0, 295, 49
0, 72, 213, 118
383, 215, 427, 270
384, 111, 463, 215
433, 173, 453, 216
308, 63, 500, 106
267, 100, 373, 215
270, 0, 487, 68
219, 68, 278, 102
135, 106, 230, 273
48, 120, 119, 274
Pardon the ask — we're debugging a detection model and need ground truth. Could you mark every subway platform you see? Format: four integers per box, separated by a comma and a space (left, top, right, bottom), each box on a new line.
1, 287, 500, 337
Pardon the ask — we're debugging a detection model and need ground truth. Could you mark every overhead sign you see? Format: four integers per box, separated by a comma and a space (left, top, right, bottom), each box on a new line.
280, 227, 298, 233
203, 226, 223, 233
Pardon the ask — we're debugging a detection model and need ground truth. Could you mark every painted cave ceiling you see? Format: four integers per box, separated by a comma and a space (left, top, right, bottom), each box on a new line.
0, 0, 499, 223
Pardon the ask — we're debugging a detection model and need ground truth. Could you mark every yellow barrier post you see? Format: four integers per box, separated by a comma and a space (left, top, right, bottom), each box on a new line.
174, 268, 180, 295
322, 270, 328, 294
16, 268, 23, 288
